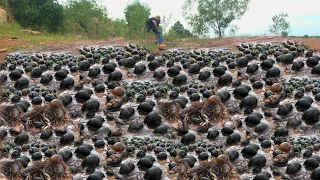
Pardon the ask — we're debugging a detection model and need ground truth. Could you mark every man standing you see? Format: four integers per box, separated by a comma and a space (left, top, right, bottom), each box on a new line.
146, 15, 161, 43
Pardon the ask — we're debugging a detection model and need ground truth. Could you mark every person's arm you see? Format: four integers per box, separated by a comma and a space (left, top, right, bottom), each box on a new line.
152, 20, 157, 26
152, 20, 158, 31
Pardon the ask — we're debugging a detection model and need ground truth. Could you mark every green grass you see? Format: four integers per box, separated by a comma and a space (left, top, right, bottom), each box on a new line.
0, 23, 163, 51
0, 23, 83, 53
0, 23, 82, 43
0, 23, 189, 53
141, 43, 158, 51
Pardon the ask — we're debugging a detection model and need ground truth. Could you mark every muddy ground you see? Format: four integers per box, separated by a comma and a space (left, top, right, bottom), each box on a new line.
1, 36, 320, 61
0, 36, 320, 180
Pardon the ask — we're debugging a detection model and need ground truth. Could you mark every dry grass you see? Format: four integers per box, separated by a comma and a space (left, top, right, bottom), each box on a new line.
298, 38, 320, 51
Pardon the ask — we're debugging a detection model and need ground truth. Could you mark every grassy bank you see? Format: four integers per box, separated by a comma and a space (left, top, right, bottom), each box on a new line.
0, 23, 81, 49
2, 23, 319, 55
0, 23, 181, 52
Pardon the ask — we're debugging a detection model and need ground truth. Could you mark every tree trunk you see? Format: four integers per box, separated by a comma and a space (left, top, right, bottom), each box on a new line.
78, 20, 89, 36
216, 19, 222, 38
218, 25, 222, 38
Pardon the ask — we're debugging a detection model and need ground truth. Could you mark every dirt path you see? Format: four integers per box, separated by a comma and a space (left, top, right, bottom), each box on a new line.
1, 36, 320, 62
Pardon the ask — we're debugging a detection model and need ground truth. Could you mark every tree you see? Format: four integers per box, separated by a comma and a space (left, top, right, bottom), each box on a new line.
64, 0, 109, 37
269, 13, 290, 37
8, 0, 64, 32
183, 0, 250, 38
171, 21, 193, 37
0, 0, 8, 8
165, 21, 194, 41
228, 24, 239, 37
124, 0, 150, 32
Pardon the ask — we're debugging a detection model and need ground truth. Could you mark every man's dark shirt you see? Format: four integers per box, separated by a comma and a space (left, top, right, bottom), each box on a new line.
146, 17, 160, 34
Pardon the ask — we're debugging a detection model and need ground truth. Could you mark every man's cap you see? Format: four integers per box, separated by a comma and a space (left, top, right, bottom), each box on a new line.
155, 15, 161, 20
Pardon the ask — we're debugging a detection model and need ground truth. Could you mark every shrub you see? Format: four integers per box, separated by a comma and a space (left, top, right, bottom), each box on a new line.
124, 0, 151, 39
269, 13, 291, 36
124, 0, 150, 32
8, 0, 64, 32
63, 0, 110, 38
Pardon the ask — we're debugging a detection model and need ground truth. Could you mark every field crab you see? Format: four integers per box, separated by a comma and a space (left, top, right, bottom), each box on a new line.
183, 95, 228, 131
169, 160, 192, 180
26, 99, 71, 130
171, 155, 236, 180
158, 100, 183, 123
25, 154, 71, 180
45, 99, 71, 126
0, 160, 24, 180
0, 105, 24, 127
193, 154, 237, 180
25, 106, 50, 130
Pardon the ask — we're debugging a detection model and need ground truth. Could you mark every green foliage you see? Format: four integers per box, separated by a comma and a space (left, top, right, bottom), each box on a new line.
165, 21, 194, 40
165, 29, 181, 40
0, 0, 8, 8
64, 0, 112, 38
0, 22, 81, 52
171, 21, 193, 37
8, 0, 64, 32
269, 13, 290, 37
0, 22, 21, 39
228, 24, 239, 37
2, 0, 203, 48
122, 0, 153, 40
124, 0, 150, 32
106, 18, 127, 37
183, 0, 250, 38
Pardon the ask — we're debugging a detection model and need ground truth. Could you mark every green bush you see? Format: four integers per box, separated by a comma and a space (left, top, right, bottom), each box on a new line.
64, 0, 111, 38
8, 0, 64, 32
124, 0, 150, 31
0, 0, 8, 8
164, 21, 195, 41
106, 18, 127, 37
269, 13, 291, 36
165, 29, 181, 41
281, 31, 289, 37
124, 0, 151, 39
3, 0, 199, 44
171, 21, 193, 37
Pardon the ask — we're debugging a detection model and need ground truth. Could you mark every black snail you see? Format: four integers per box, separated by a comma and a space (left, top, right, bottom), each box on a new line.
0, 41, 319, 179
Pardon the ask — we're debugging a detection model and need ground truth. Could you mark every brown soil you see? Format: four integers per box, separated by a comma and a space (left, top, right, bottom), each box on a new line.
0, 36, 320, 62
173, 36, 320, 51
0, 39, 27, 60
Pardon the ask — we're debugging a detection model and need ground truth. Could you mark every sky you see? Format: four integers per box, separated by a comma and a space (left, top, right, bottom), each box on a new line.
59, 0, 320, 37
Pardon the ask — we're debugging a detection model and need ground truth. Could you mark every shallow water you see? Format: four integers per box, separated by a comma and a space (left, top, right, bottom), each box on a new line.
0, 42, 320, 180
